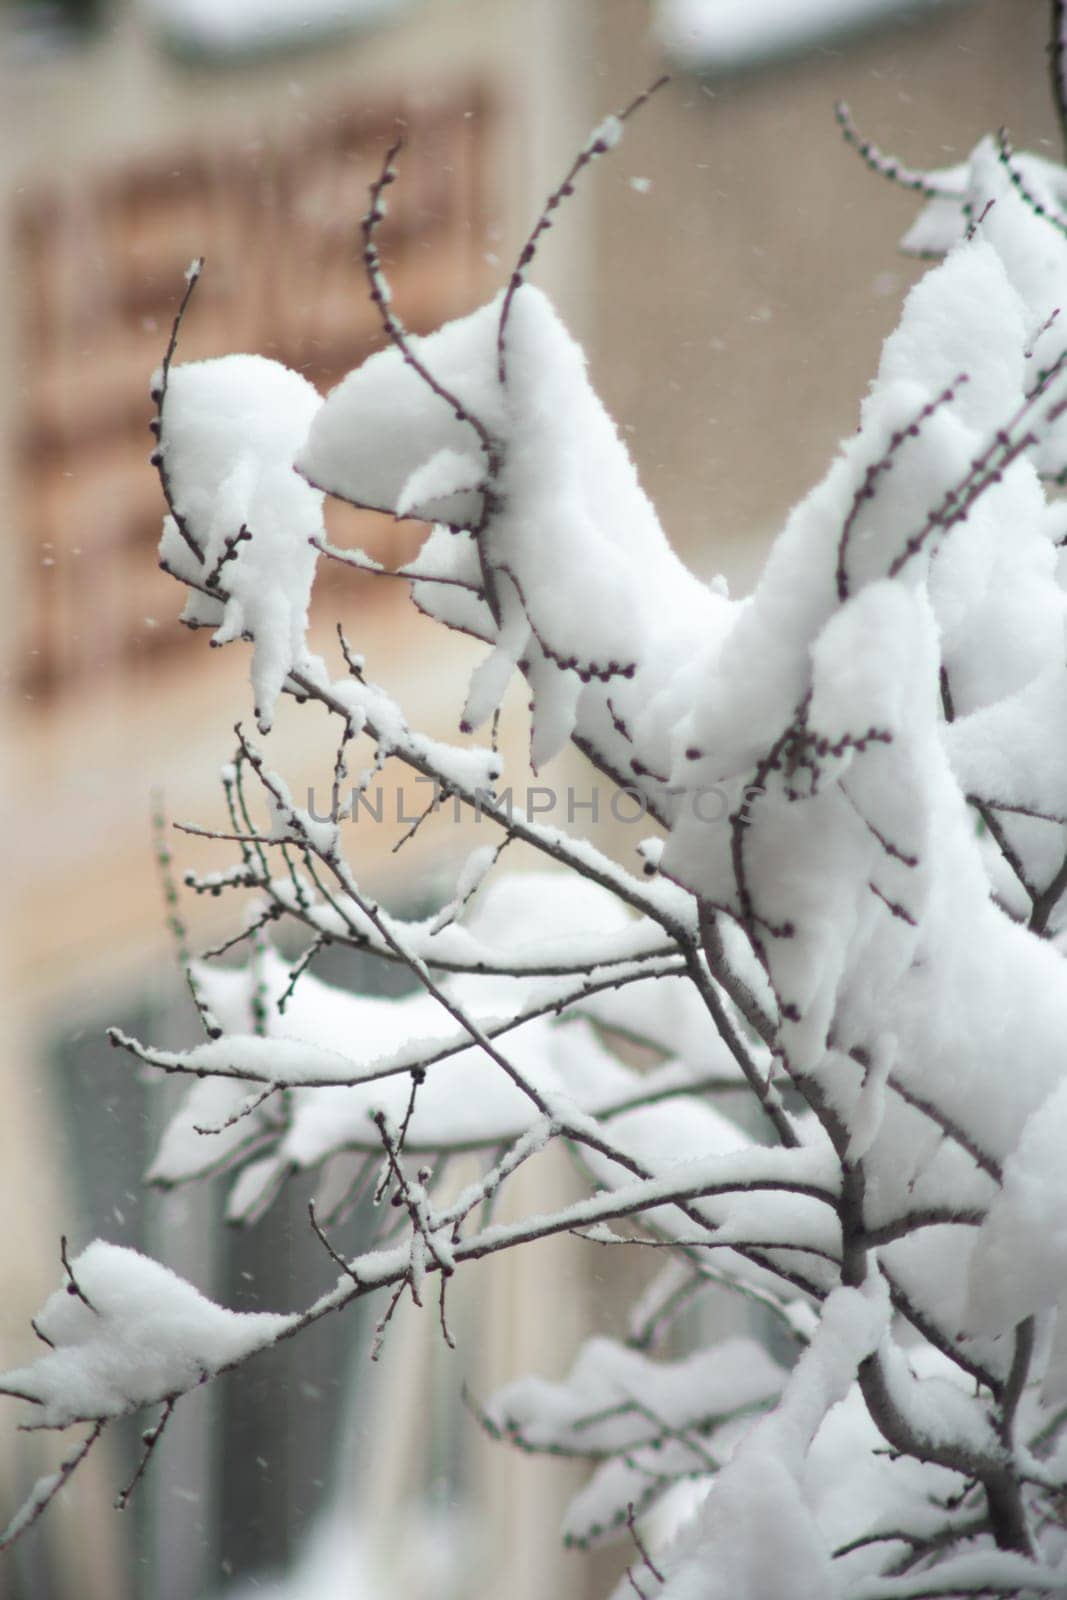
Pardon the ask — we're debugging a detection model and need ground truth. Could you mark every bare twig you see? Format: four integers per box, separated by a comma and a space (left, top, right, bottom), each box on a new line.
360, 137, 497, 470
153, 259, 206, 564
997, 126, 1067, 238
59, 1237, 96, 1314
307, 1200, 361, 1289
626, 1500, 665, 1587
115, 1400, 176, 1512
0, 1422, 106, 1552
836, 378, 967, 601
835, 102, 957, 198
498, 77, 669, 386
153, 796, 223, 1039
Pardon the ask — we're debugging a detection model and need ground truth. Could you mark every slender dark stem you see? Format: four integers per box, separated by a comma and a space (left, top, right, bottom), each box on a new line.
115, 1400, 176, 1512
154, 260, 205, 564
60, 1237, 96, 1314
497, 76, 669, 388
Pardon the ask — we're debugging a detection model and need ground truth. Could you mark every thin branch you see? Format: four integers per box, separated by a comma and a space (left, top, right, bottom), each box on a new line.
836, 378, 967, 601
0, 1422, 106, 1552
196, 912, 274, 964
861, 1207, 985, 1248
888, 344, 1067, 582
153, 796, 223, 1039
882, 1263, 1001, 1399
277, 934, 328, 1013
883, 1073, 1002, 1184
307, 1200, 361, 1288
999, 1316, 1035, 1443
205, 525, 253, 592
108, 952, 689, 1100
115, 1400, 176, 1512
360, 136, 497, 469
193, 1083, 277, 1138
282, 666, 698, 944
390, 789, 443, 856
498, 564, 637, 685
437, 1269, 456, 1352
997, 126, 1067, 238
972, 795, 1067, 826
312, 536, 480, 592
498, 76, 669, 386
626, 1501, 665, 1586
868, 881, 917, 927
970, 796, 1038, 905
840, 781, 920, 869
153, 259, 205, 564
835, 101, 958, 198
370, 1282, 408, 1363
60, 1237, 96, 1314
573, 1226, 839, 1265
395, 1068, 425, 1154
1029, 846, 1067, 935
680, 939, 798, 1147
833, 1514, 988, 1560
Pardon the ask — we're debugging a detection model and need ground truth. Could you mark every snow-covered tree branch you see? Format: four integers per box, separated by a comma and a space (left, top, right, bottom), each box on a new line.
6, 17, 1067, 1595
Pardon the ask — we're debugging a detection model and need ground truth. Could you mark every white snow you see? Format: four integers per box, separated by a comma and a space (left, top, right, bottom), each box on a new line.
0, 1243, 291, 1427
144, 873, 697, 1203
654, 1281, 888, 1597
489, 1334, 786, 1551
299, 285, 726, 776
966, 1078, 1067, 1378
159, 354, 325, 729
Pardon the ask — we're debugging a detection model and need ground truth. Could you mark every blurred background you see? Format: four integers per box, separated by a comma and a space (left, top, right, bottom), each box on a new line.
0, 0, 1059, 1595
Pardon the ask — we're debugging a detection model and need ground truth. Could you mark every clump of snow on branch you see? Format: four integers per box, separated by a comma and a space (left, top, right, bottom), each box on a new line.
486, 1335, 787, 1548
158, 353, 325, 729
847, 116, 1067, 477
0, 1242, 291, 1427
653, 1281, 889, 1599
966, 1078, 1067, 1397
299, 285, 724, 771
140, 873, 747, 1212
665, 235, 1067, 1193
